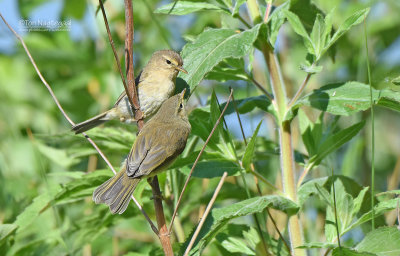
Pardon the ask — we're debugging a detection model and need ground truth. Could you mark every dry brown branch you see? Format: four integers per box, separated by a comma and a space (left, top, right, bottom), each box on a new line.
169, 89, 234, 231
184, 171, 228, 256
0, 10, 158, 235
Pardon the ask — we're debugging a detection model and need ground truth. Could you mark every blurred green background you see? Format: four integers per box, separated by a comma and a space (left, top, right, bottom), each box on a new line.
0, 0, 400, 255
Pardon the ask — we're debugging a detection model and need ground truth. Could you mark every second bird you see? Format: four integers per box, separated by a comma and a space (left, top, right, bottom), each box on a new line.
72, 50, 187, 134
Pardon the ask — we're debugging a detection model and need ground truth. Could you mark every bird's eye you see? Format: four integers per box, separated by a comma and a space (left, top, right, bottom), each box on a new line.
179, 103, 183, 109
166, 59, 171, 64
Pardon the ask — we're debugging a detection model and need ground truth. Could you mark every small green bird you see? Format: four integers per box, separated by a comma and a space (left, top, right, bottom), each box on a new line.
72, 50, 187, 134
93, 90, 191, 214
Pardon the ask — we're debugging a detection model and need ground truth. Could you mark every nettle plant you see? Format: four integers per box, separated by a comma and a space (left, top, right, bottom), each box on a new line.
3, 0, 400, 256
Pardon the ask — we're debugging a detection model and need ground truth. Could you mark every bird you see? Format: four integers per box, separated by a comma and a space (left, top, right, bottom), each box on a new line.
72, 50, 187, 134
92, 90, 191, 214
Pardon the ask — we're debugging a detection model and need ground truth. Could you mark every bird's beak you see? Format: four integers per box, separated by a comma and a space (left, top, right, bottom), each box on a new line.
175, 65, 188, 74
181, 88, 187, 99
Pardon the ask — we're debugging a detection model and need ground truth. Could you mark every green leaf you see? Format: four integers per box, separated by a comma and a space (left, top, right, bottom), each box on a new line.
391, 75, 400, 86
185, 195, 299, 255
220, 95, 272, 115
297, 81, 400, 115
324, 8, 370, 54
283, 10, 315, 55
232, 0, 246, 17
180, 24, 262, 91
265, 2, 290, 46
0, 224, 18, 245
14, 192, 52, 232
154, 1, 228, 16
241, 121, 262, 171
300, 63, 323, 74
220, 237, 255, 255
35, 141, 79, 168
352, 187, 369, 216
297, 242, 336, 249
343, 199, 399, 234
179, 160, 241, 178
53, 170, 113, 204
310, 14, 324, 58
355, 226, 400, 256
332, 247, 377, 256
308, 120, 365, 167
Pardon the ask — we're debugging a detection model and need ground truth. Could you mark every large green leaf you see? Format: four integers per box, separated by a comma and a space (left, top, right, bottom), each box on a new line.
355, 227, 400, 256
180, 24, 262, 90
283, 10, 314, 54
154, 1, 228, 16
296, 81, 400, 115
185, 195, 299, 255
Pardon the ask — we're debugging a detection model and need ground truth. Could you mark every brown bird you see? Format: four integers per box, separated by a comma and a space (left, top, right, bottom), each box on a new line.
93, 90, 191, 214
72, 50, 187, 134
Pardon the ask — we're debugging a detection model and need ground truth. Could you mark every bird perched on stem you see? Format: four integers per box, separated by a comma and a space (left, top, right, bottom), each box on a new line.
93, 90, 191, 214
72, 50, 187, 134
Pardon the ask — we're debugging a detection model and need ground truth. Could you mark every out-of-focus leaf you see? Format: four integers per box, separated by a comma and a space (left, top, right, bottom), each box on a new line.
232, 0, 246, 17
289, 0, 325, 31
242, 121, 262, 171
180, 24, 262, 91
300, 63, 323, 74
391, 76, 400, 86
36, 141, 79, 168
295, 82, 400, 116
185, 195, 299, 255
220, 237, 255, 255
355, 226, 400, 256
298, 242, 336, 249
0, 224, 18, 245
62, 0, 86, 19
155, 1, 228, 16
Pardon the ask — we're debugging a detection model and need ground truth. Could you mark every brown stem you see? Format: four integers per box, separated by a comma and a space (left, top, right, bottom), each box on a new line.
0, 11, 158, 234
150, 177, 173, 256
169, 89, 234, 231
184, 172, 228, 256
124, 0, 144, 127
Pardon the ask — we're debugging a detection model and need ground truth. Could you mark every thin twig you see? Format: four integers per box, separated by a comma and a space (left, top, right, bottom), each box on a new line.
0, 11, 158, 234
332, 168, 341, 248
263, 2, 272, 23
184, 172, 228, 256
98, 0, 128, 96
287, 72, 312, 110
297, 163, 314, 188
169, 89, 234, 231
248, 75, 274, 102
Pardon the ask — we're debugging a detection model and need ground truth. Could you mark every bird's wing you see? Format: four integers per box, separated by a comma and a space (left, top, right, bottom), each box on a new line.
113, 71, 142, 107
126, 123, 188, 178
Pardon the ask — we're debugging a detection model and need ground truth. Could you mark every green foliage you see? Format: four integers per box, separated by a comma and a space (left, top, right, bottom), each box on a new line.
1, 0, 399, 255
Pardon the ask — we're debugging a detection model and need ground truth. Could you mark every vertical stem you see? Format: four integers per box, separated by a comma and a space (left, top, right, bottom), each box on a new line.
364, 17, 375, 230
246, 0, 262, 24
281, 121, 304, 256
151, 177, 173, 256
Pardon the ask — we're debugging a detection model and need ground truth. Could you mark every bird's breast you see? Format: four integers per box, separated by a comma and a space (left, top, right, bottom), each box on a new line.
138, 79, 175, 117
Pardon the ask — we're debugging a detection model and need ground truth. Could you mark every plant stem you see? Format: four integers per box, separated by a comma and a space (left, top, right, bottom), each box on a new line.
150, 177, 173, 256
280, 121, 305, 255
287, 71, 312, 110
246, 0, 262, 24
364, 16, 375, 230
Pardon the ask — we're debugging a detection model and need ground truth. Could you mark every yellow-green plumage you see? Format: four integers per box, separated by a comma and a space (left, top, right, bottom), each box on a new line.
92, 91, 191, 214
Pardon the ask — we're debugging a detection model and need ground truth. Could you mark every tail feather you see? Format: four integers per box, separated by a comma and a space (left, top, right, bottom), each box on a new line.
93, 168, 140, 214
72, 111, 110, 134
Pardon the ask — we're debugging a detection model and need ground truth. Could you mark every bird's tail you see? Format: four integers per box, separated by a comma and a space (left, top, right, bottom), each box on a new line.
71, 111, 111, 134
93, 167, 140, 214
